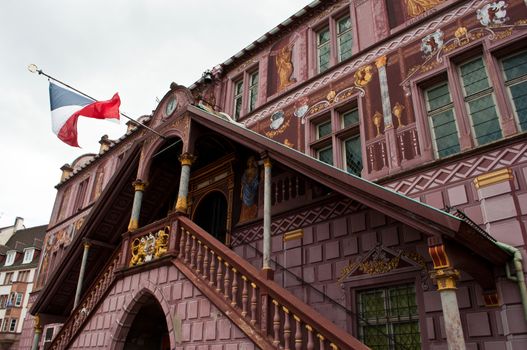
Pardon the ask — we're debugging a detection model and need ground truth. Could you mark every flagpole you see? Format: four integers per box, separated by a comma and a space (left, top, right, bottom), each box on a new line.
28, 64, 165, 140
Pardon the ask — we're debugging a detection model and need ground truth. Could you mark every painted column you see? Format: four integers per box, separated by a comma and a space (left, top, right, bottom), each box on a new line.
74, 241, 91, 309
175, 153, 196, 213
429, 244, 466, 350
31, 315, 42, 350
128, 180, 146, 231
262, 158, 272, 272
375, 55, 400, 170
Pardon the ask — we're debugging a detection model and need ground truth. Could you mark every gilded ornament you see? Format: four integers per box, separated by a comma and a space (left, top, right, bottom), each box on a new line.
132, 180, 146, 192
283, 139, 294, 148
354, 65, 373, 87
454, 26, 468, 38
372, 111, 383, 137
374, 56, 387, 69
392, 102, 405, 127
179, 152, 196, 166
276, 45, 296, 91
129, 227, 170, 266
154, 226, 170, 258
175, 196, 188, 212
405, 0, 445, 18
326, 90, 336, 103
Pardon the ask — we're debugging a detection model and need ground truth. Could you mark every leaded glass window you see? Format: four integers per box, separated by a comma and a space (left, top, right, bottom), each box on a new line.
317, 146, 333, 165
358, 284, 421, 350
502, 51, 527, 131
342, 108, 359, 128
459, 57, 502, 145
317, 120, 332, 139
337, 16, 352, 62
248, 71, 259, 112
344, 136, 362, 175
317, 27, 331, 73
426, 82, 460, 158
234, 80, 243, 120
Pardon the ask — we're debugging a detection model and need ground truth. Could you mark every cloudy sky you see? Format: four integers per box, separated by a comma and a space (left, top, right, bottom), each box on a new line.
0, 0, 311, 228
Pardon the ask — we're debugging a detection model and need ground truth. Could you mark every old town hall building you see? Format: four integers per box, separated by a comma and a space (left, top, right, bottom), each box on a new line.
18, 0, 527, 349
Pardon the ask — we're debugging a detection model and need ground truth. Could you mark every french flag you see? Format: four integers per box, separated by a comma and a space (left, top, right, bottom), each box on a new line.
49, 82, 121, 147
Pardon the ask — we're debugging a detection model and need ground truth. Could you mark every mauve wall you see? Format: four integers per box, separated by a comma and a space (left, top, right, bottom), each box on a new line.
233, 200, 527, 349
67, 265, 255, 350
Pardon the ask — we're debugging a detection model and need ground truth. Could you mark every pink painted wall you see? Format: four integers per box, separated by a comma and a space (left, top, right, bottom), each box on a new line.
66, 265, 255, 350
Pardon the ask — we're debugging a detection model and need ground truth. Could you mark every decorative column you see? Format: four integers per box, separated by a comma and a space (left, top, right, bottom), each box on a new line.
31, 315, 42, 350
429, 244, 466, 350
262, 157, 273, 278
175, 153, 196, 213
128, 180, 146, 231
375, 55, 400, 170
74, 241, 91, 309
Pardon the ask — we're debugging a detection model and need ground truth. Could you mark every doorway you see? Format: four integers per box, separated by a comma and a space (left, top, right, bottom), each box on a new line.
193, 191, 228, 243
123, 294, 170, 350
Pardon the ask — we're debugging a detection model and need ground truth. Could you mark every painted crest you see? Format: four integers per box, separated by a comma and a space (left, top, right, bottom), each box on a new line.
477, 1, 508, 27
270, 111, 285, 130
421, 29, 444, 56
294, 96, 309, 119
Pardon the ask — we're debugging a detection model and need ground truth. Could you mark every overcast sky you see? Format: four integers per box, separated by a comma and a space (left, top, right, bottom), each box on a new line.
0, 0, 311, 228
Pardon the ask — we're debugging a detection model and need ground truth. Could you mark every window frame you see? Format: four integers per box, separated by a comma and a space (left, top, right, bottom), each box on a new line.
9, 319, 16, 332
308, 102, 364, 176
230, 65, 260, 120
344, 271, 426, 349
457, 56, 502, 147
22, 248, 34, 264
5, 251, 15, 266
311, 8, 355, 75
233, 78, 244, 120
14, 293, 23, 307
248, 71, 259, 113
356, 283, 421, 349
416, 48, 510, 161
4, 272, 13, 285
424, 80, 461, 159
500, 49, 527, 132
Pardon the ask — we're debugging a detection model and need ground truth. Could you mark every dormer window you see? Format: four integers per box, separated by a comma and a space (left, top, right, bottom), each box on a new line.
5, 251, 15, 266
23, 248, 34, 264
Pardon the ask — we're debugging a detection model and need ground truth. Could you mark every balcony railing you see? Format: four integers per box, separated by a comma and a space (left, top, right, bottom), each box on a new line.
177, 215, 368, 350
49, 212, 367, 349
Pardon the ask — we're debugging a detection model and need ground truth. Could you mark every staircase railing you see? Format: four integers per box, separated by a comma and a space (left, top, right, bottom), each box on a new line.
49, 245, 122, 350
177, 215, 368, 350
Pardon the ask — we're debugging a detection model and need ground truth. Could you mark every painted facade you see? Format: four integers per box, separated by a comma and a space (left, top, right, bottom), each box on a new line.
20, 1, 527, 349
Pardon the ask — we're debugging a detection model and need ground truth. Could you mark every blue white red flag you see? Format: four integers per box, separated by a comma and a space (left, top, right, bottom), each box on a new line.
49, 82, 121, 147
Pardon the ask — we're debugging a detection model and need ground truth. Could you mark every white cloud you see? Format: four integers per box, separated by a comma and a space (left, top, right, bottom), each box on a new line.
0, 0, 311, 227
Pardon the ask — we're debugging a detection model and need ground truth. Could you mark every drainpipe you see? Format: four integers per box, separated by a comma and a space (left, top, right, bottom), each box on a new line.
494, 241, 527, 321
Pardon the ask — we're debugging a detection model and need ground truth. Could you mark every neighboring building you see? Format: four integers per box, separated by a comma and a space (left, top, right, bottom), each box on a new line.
0, 218, 25, 247
0, 225, 45, 350
21, 0, 527, 349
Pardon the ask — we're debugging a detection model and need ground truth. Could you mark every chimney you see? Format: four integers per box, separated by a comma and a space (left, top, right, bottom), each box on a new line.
14, 217, 24, 232
99, 135, 113, 154
60, 163, 73, 182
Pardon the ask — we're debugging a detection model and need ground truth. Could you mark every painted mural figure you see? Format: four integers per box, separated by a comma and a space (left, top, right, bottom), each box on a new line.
276, 45, 296, 91
239, 156, 259, 223
405, 0, 444, 17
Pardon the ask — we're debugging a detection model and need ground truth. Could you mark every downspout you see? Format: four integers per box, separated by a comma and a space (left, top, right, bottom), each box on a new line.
494, 241, 527, 321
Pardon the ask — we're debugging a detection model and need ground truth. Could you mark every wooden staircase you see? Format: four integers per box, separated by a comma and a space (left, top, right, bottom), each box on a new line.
47, 214, 369, 350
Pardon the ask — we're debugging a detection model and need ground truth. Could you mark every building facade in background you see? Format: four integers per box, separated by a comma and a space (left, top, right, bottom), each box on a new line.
19, 1, 527, 349
0, 224, 45, 349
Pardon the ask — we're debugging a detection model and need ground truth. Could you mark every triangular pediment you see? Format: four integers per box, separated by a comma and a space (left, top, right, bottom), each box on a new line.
338, 245, 426, 283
